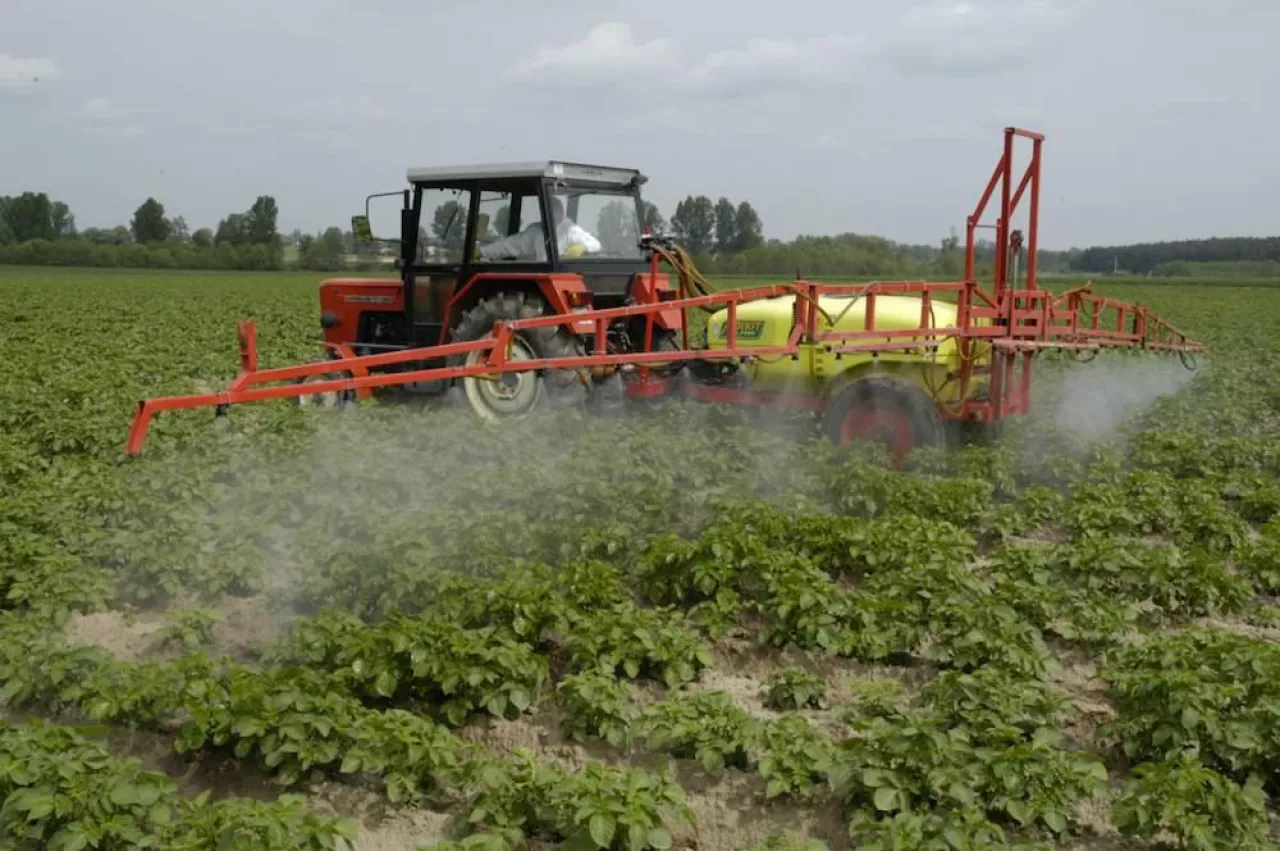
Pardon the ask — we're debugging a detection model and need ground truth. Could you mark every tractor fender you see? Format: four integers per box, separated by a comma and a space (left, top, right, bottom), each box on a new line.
628, 270, 683, 333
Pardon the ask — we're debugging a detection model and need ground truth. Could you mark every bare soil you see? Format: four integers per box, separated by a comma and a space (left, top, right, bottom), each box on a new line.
63, 609, 168, 661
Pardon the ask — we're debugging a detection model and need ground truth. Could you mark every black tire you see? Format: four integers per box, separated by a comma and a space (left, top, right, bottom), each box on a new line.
948, 418, 1005, 448
823, 375, 945, 463
447, 292, 588, 421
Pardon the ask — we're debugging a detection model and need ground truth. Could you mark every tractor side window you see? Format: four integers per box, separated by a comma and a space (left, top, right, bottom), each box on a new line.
475, 193, 548, 262
420, 188, 471, 264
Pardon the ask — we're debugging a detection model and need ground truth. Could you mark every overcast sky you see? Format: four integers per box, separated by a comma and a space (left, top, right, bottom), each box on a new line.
3, 0, 1277, 248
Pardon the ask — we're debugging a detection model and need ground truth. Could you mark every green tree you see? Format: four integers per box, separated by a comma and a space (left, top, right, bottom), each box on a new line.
245, 196, 279, 246
82, 225, 132, 246
215, 213, 248, 246
321, 227, 345, 256
714, 197, 737, 254
937, 229, 961, 277
733, 202, 763, 252
131, 198, 170, 243
166, 215, 190, 243
298, 230, 344, 270
671, 195, 715, 255
0, 221, 14, 246
642, 201, 666, 234
50, 202, 75, 238
2, 192, 56, 242
192, 228, 213, 249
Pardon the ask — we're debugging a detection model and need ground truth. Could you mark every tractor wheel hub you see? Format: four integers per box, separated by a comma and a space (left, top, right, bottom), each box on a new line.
462, 337, 542, 419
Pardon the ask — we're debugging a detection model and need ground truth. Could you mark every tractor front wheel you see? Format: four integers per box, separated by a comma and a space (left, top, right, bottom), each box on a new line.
448, 293, 588, 422
823, 375, 944, 465
293, 356, 355, 409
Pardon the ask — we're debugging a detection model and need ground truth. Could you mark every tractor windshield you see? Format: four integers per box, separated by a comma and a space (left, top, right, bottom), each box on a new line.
552, 187, 644, 260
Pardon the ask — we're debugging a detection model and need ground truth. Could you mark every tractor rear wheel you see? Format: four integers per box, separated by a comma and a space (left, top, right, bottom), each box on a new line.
823, 375, 945, 464
448, 293, 589, 422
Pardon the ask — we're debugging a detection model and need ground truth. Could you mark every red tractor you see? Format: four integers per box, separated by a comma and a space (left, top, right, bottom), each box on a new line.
304, 161, 683, 419
125, 128, 1205, 460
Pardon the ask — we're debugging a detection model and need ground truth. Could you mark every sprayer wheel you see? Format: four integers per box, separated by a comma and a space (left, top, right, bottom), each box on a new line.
824, 375, 945, 464
448, 292, 589, 422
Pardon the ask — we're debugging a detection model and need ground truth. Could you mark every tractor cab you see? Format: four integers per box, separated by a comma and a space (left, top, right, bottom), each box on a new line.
330, 161, 670, 363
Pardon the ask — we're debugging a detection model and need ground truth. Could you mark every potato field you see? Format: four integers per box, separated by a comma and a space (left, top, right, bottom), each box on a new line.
3, 266, 1280, 851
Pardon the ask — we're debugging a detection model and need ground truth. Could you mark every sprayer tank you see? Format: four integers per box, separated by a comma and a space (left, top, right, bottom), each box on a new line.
703, 293, 978, 397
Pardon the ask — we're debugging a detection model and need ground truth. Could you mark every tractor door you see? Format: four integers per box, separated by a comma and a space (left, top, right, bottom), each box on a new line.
404, 186, 473, 345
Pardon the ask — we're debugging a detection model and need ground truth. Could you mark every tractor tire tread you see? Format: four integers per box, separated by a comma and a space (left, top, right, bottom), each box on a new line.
448, 292, 588, 409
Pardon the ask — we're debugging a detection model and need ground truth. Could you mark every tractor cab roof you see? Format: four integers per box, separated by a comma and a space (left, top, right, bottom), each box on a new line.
406, 161, 646, 189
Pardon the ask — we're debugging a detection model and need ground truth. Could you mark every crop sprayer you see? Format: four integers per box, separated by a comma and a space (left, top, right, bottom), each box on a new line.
124, 128, 1205, 461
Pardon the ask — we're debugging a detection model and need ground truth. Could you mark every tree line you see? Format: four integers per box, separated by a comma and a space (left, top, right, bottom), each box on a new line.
1056, 236, 1280, 277
2, 189, 1276, 279
663, 196, 764, 256
0, 192, 388, 272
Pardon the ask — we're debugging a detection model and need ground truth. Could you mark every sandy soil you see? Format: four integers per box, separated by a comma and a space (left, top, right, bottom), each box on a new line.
61, 590, 293, 663
1053, 657, 1117, 755
305, 783, 454, 851
63, 609, 168, 661
210, 591, 296, 660
1194, 614, 1280, 643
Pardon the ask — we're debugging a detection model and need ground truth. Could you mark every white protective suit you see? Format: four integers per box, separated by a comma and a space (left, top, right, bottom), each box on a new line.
477, 208, 601, 261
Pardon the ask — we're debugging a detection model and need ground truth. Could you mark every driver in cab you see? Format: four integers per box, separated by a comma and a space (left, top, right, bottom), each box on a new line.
476, 196, 601, 261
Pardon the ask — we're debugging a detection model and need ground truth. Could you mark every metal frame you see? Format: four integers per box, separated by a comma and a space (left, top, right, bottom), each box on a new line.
123, 128, 1205, 456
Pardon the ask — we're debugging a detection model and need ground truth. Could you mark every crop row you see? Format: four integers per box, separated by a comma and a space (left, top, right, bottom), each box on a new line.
0, 717, 355, 850
15, 586, 1277, 851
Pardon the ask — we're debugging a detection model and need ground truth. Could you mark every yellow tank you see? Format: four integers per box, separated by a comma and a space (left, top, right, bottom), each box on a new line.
703, 293, 988, 404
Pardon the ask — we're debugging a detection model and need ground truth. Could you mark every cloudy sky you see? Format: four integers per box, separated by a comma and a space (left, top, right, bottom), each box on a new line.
3, 0, 1277, 248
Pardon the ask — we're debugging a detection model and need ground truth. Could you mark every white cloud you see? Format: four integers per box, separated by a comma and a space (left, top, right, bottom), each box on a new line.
0, 55, 60, 93
511, 24, 863, 96
884, 0, 1068, 75
688, 34, 865, 93
511, 22, 680, 81
81, 96, 143, 138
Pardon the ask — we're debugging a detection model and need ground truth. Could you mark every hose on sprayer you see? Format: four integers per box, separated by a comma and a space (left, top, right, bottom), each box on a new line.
648, 242, 719, 306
